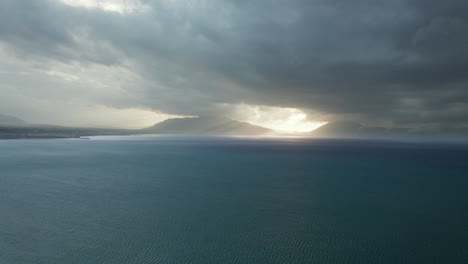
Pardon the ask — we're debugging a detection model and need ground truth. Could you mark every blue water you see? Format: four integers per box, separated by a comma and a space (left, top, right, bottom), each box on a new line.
0, 136, 467, 264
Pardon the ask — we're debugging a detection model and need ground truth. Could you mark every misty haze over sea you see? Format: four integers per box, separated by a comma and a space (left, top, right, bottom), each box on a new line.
1, 136, 467, 264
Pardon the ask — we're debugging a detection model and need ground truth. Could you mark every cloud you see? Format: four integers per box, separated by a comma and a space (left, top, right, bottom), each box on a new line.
58, 0, 149, 14
0, 0, 467, 131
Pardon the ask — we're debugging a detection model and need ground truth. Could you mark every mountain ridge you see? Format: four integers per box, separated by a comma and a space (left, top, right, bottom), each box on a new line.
0, 114, 27, 126
142, 117, 272, 135
309, 121, 468, 139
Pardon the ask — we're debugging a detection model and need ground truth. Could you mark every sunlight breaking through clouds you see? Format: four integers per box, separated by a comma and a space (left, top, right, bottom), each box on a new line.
57, 0, 149, 14
1, 0, 467, 132
232, 104, 327, 133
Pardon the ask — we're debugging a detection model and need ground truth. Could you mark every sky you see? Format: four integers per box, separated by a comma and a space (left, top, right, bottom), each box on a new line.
0, 0, 467, 132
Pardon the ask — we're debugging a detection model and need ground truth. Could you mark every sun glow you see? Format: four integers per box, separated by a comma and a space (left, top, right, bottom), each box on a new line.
57, 0, 149, 14
231, 104, 327, 133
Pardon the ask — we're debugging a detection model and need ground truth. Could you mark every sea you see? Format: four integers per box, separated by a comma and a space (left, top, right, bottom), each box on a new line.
0, 136, 467, 264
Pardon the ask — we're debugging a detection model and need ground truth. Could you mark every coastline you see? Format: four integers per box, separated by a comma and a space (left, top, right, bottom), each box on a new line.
0, 125, 134, 140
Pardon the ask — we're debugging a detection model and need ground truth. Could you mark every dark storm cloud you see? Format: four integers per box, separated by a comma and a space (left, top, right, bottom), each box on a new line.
0, 0, 467, 130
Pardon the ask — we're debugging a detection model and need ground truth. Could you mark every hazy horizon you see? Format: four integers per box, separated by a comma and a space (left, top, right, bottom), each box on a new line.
0, 112, 327, 133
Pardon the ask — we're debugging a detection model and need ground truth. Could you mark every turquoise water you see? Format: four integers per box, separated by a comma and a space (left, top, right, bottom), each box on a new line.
0, 136, 467, 263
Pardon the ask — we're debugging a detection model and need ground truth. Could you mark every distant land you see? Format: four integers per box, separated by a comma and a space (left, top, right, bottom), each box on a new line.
0, 115, 273, 139
308, 121, 468, 141
0, 125, 133, 139
0, 114, 134, 139
1, 114, 467, 140
142, 117, 272, 136
0, 114, 27, 126
309, 121, 407, 138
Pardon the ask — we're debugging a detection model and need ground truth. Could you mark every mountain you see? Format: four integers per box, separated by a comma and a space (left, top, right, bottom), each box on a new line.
310, 121, 412, 139
142, 117, 272, 135
311, 121, 364, 138
0, 114, 27, 126
310, 121, 468, 140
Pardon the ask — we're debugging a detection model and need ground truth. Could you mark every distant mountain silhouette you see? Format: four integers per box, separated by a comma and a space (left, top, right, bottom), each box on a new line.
142, 117, 272, 135
0, 114, 27, 126
310, 121, 412, 139
311, 121, 363, 138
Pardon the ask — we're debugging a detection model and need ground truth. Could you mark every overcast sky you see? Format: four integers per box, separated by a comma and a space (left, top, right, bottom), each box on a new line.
0, 0, 467, 132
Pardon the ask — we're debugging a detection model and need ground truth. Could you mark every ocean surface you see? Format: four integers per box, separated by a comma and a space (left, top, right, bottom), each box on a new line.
0, 136, 467, 264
